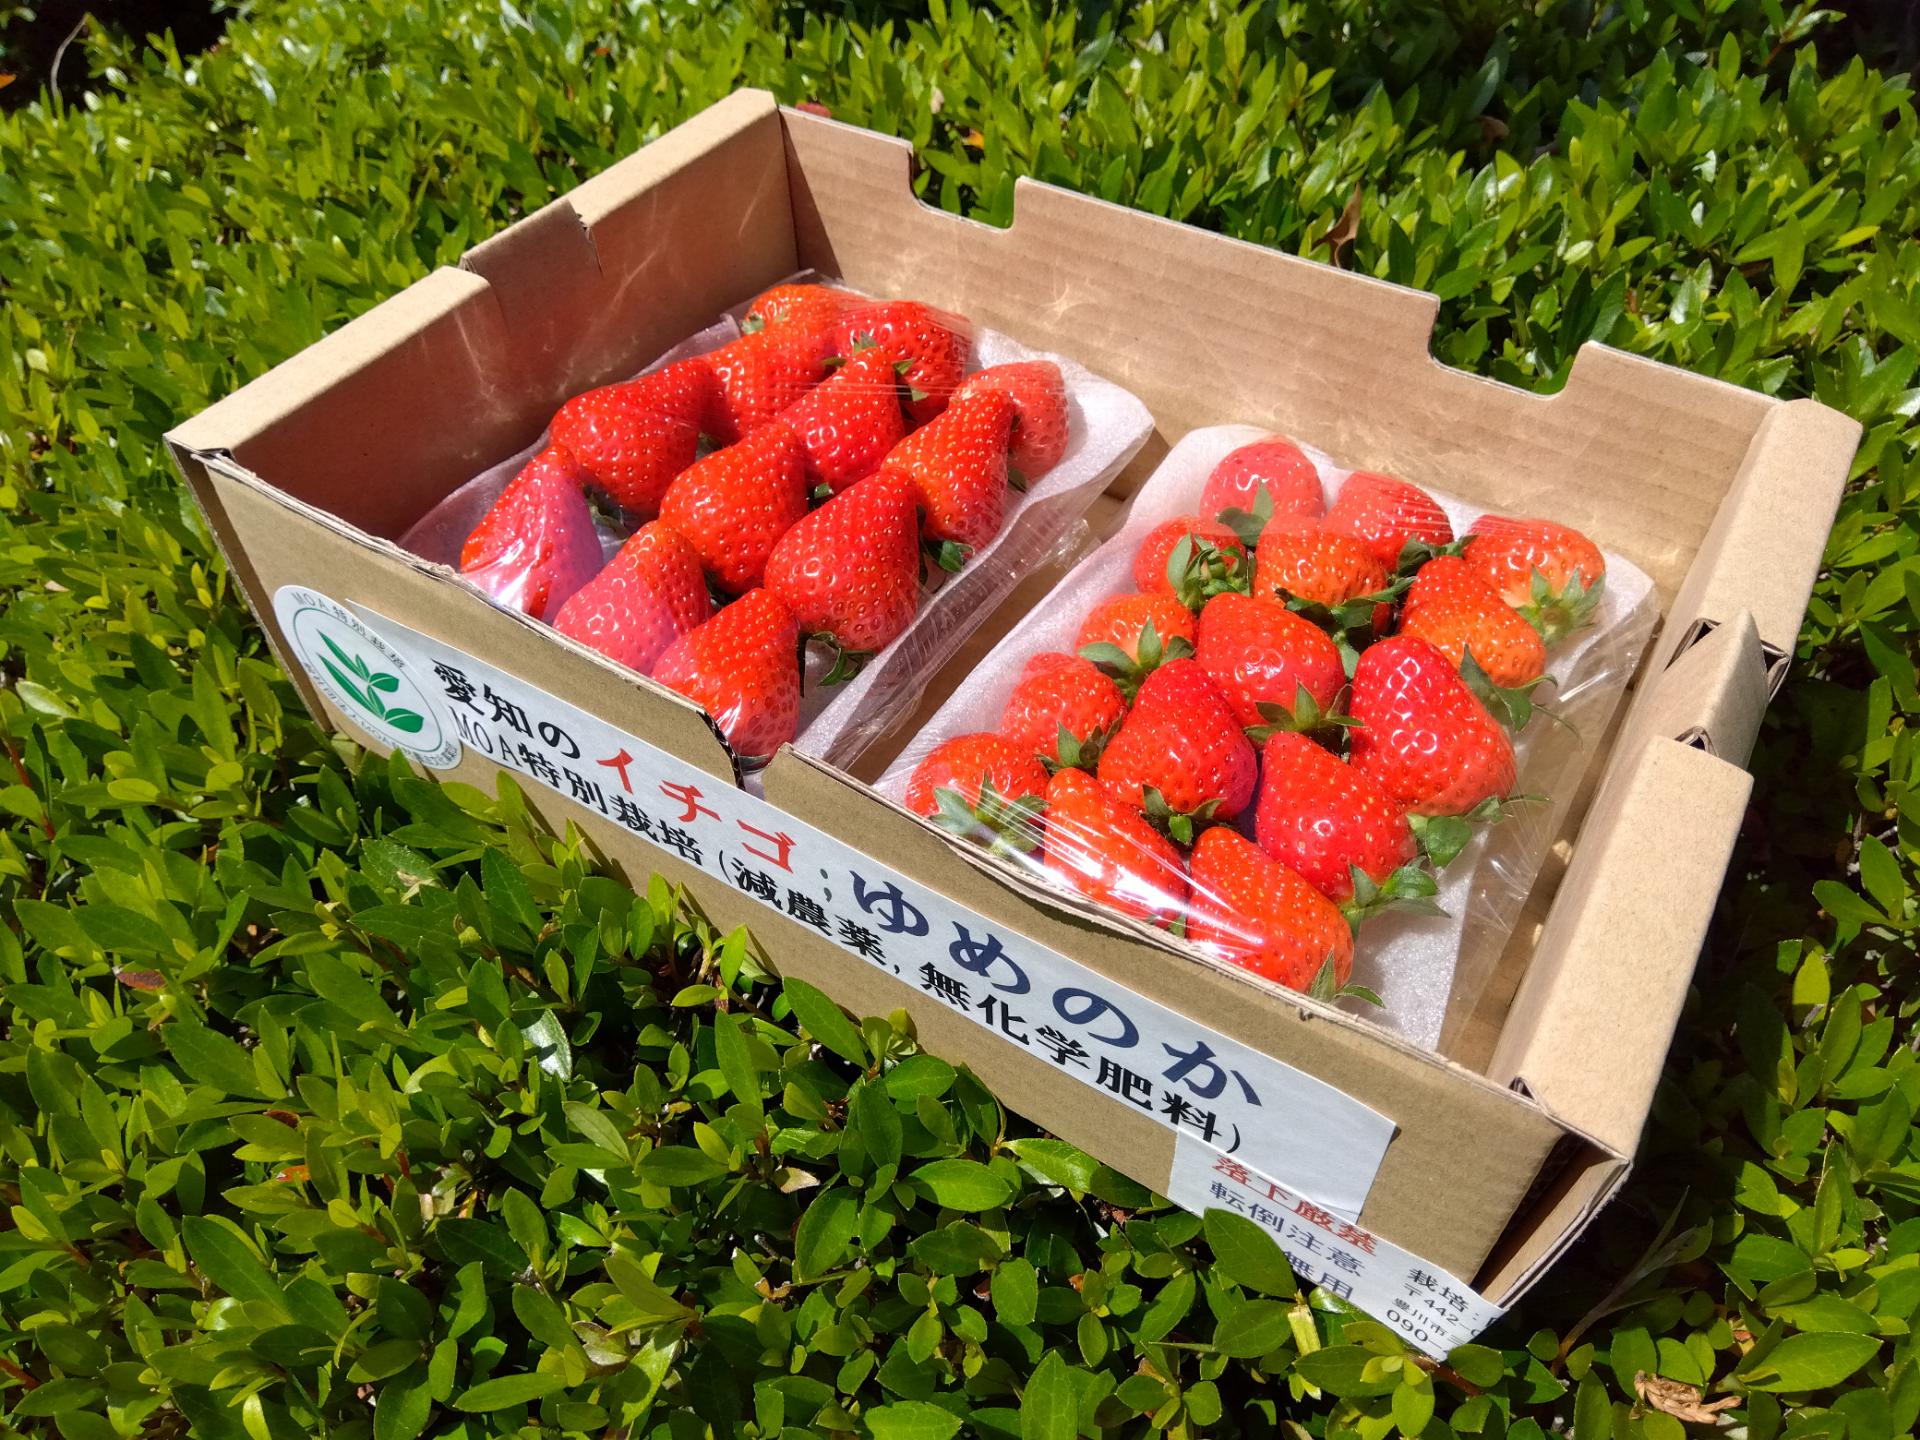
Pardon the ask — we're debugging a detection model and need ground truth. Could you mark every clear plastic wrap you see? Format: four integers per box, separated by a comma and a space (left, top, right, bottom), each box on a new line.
400, 284, 1151, 771
879, 424, 1659, 1054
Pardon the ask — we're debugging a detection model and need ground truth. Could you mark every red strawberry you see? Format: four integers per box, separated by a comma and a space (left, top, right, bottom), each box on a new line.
954, 361, 1070, 477
460, 445, 602, 621
547, 358, 714, 515
1349, 636, 1516, 816
1462, 516, 1607, 644
835, 300, 971, 425
1097, 659, 1256, 833
1200, 437, 1325, 543
905, 732, 1049, 854
658, 423, 810, 594
764, 472, 921, 660
1133, 515, 1250, 608
1253, 519, 1392, 631
1399, 554, 1547, 688
652, 589, 801, 762
552, 521, 710, 673
998, 652, 1128, 770
1076, 592, 1198, 698
706, 328, 830, 444
778, 346, 908, 494
1187, 827, 1354, 992
1327, 471, 1454, 571
1254, 732, 1416, 903
1043, 769, 1188, 927
1194, 592, 1346, 731
881, 388, 1015, 552
744, 282, 857, 335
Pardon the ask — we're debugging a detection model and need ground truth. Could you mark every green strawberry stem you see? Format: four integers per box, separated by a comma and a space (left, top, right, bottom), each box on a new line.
1167, 533, 1251, 612
1216, 487, 1274, 549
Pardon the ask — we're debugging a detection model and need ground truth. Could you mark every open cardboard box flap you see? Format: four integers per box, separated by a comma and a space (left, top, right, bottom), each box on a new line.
167, 89, 1860, 1301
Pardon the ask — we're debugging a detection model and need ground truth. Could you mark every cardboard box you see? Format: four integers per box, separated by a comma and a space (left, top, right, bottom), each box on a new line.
166, 89, 1861, 1345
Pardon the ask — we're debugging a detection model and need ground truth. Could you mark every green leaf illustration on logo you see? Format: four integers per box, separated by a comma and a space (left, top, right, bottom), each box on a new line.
368, 671, 400, 693
384, 709, 425, 734
320, 657, 373, 710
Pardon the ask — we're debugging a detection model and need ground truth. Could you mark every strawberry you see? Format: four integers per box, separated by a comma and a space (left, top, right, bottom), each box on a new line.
1252, 518, 1393, 632
658, 422, 810, 595
547, 358, 714, 515
744, 282, 857, 335
778, 346, 908, 494
1254, 732, 1416, 903
954, 361, 1070, 478
1201, 437, 1325, 544
1076, 592, 1198, 698
1399, 554, 1547, 688
1348, 635, 1516, 816
460, 445, 603, 621
552, 521, 710, 673
1462, 515, 1607, 644
1194, 592, 1346, 732
764, 472, 922, 664
1133, 515, 1250, 609
834, 299, 971, 425
1187, 827, 1355, 992
705, 328, 830, 444
1042, 769, 1188, 927
881, 387, 1015, 553
652, 589, 802, 763
1097, 659, 1256, 835
998, 652, 1128, 770
1327, 470, 1454, 571
905, 732, 1049, 855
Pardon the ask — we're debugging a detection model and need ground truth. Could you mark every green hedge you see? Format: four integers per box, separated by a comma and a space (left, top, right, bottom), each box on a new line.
3, 2, 1918, 1437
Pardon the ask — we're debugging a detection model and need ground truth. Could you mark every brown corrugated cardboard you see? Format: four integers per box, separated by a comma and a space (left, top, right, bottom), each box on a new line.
166, 89, 1861, 1320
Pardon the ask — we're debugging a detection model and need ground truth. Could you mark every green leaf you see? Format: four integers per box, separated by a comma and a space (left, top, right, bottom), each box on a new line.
794, 1185, 860, 1280
436, 1218, 528, 1278
374, 1366, 432, 1440
1745, 1331, 1880, 1391
783, 977, 867, 1066
1020, 1350, 1080, 1440
992, 1257, 1039, 1325
853, 1077, 903, 1170
164, 1019, 276, 1098
713, 1008, 762, 1112
1202, 1208, 1296, 1295
183, 1217, 290, 1316
866, 1400, 963, 1440
453, 1372, 566, 1411
1005, 1137, 1097, 1192
640, 1145, 728, 1187
481, 847, 542, 934
912, 1159, 1014, 1212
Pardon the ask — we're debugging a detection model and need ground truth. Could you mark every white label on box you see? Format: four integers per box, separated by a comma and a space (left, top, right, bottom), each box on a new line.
1164, 1134, 1504, 1357
273, 586, 1395, 1215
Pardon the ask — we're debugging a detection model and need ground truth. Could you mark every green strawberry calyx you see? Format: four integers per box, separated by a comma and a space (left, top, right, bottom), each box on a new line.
1048, 718, 1119, 775
928, 778, 1045, 860
1245, 685, 1359, 745
1166, 533, 1250, 612
1306, 954, 1382, 1008
1518, 565, 1606, 647
1339, 860, 1445, 929
1079, 617, 1194, 702
1140, 786, 1221, 848
1458, 647, 1561, 734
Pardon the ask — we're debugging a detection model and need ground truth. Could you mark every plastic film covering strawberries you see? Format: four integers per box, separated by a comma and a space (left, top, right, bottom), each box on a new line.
401, 280, 1151, 771
880, 425, 1658, 1055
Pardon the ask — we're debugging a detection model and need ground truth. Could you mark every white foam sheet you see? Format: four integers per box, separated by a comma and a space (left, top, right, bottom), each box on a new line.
399, 299, 1153, 772
878, 424, 1660, 1054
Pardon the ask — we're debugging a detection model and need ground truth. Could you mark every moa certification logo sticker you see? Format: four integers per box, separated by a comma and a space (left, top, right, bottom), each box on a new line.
272, 586, 462, 769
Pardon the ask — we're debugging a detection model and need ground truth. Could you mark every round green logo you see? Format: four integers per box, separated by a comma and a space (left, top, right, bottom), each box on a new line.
272, 586, 461, 769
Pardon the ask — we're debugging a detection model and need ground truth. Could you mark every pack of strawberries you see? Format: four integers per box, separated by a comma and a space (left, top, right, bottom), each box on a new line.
883, 425, 1657, 1038
440, 281, 1149, 765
